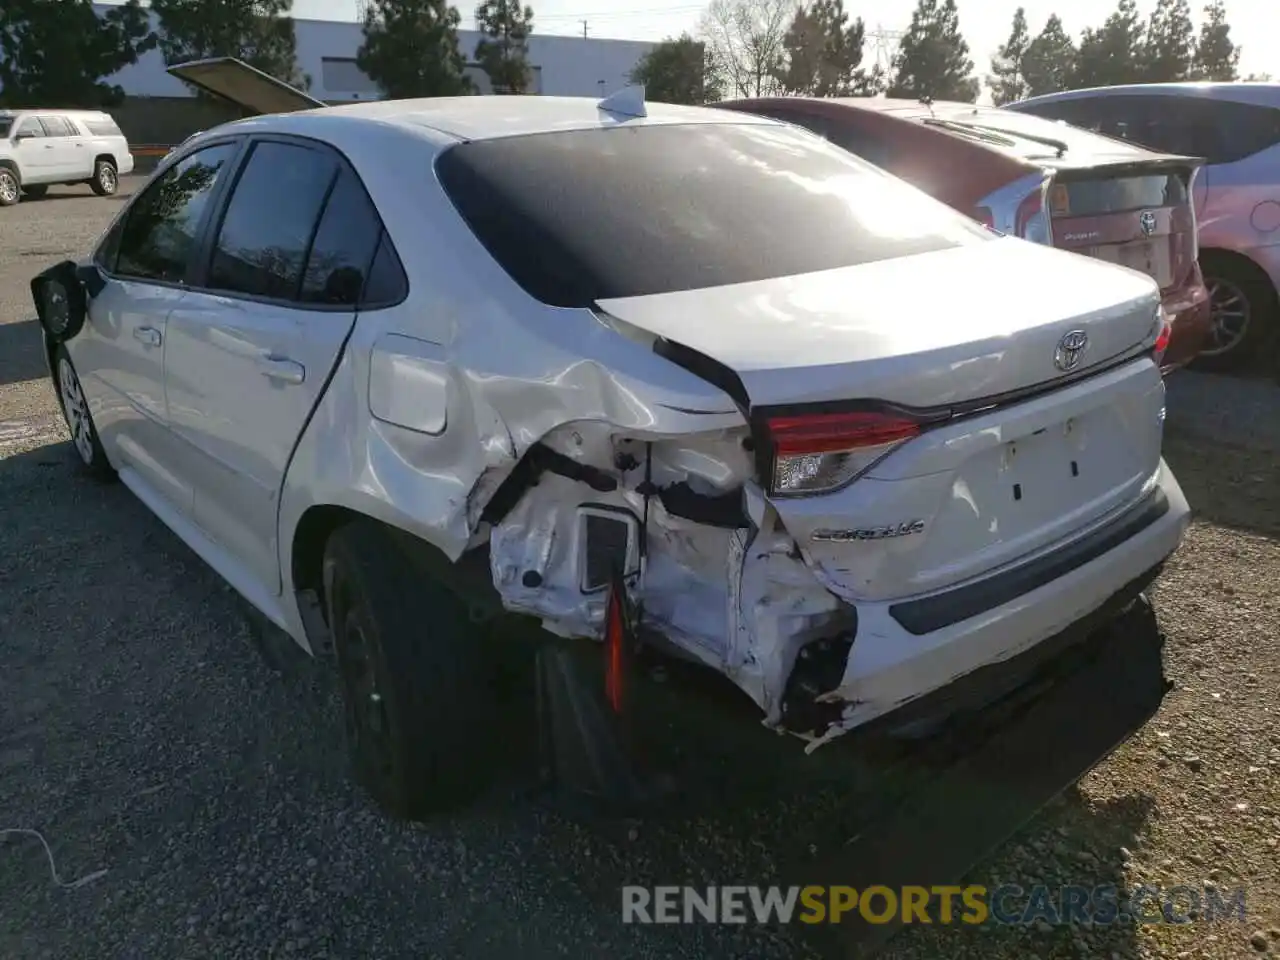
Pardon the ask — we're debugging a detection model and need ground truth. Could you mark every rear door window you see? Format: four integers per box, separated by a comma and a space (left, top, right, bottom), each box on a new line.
38, 116, 76, 137
436, 122, 990, 308
206, 140, 339, 301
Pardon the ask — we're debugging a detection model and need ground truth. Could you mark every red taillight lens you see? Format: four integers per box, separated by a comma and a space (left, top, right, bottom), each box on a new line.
973, 206, 996, 230
765, 411, 921, 496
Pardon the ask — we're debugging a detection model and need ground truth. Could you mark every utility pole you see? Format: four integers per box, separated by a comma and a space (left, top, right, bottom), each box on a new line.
580, 19, 588, 38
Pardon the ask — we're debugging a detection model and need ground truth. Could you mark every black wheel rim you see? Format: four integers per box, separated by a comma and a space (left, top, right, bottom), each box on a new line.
334, 583, 396, 788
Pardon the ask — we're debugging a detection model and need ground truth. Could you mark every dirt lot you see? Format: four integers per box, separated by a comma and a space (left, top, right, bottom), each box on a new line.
1, 181, 1278, 959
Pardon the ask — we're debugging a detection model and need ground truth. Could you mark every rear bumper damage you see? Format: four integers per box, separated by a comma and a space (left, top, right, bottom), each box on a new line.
483, 409, 1190, 749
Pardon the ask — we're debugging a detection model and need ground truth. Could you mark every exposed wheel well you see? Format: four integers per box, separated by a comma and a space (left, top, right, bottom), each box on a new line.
290, 504, 364, 615
0, 159, 18, 178
290, 505, 504, 626
94, 154, 116, 170
1200, 247, 1278, 293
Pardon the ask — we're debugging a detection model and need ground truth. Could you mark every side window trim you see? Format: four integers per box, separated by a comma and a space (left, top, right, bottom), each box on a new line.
100, 136, 249, 290
187, 131, 408, 313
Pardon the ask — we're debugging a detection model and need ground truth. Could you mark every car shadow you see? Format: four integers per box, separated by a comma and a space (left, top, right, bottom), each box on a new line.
0, 319, 50, 388
0, 439, 1157, 960
1164, 431, 1279, 540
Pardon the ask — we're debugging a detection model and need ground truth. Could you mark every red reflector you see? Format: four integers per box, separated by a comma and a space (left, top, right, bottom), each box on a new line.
767, 411, 921, 455
1154, 320, 1172, 356
604, 575, 628, 714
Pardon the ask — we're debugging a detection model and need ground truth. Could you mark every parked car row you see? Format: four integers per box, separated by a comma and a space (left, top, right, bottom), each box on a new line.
1009, 82, 1280, 373
719, 95, 1212, 372
0, 109, 133, 206
29, 58, 1192, 822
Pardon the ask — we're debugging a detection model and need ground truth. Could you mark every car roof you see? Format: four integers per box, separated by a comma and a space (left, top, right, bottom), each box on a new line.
230, 95, 778, 145
1015, 82, 1280, 109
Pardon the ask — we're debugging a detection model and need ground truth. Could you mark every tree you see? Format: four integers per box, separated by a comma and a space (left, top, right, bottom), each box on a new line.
1073, 0, 1145, 88
886, 0, 979, 103
474, 0, 533, 94
150, 0, 306, 91
697, 0, 791, 98
775, 0, 881, 97
629, 33, 722, 104
1244, 72, 1271, 81
1141, 0, 1195, 82
987, 7, 1029, 105
358, 0, 474, 98
0, 0, 156, 107
1192, 0, 1239, 81
1022, 14, 1076, 96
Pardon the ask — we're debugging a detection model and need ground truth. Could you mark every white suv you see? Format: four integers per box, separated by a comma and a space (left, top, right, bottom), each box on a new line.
0, 109, 134, 206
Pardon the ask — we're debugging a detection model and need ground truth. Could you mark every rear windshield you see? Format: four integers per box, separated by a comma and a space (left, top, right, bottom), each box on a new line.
941, 110, 1155, 162
1054, 172, 1189, 217
436, 122, 991, 308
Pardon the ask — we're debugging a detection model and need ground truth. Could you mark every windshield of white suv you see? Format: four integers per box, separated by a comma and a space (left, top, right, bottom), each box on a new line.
436, 121, 993, 308
0, 118, 12, 138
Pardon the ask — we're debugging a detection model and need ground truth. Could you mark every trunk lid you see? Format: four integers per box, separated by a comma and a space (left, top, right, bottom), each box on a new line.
597, 235, 1162, 411
599, 238, 1167, 603
1048, 157, 1202, 296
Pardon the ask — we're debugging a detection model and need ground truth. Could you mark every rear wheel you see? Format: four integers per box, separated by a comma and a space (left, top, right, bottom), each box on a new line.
322, 521, 495, 820
54, 347, 115, 481
1195, 253, 1278, 373
0, 166, 19, 206
90, 159, 118, 197
22, 184, 48, 200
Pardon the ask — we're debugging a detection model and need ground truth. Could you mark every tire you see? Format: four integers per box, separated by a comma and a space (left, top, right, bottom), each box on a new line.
1194, 253, 1279, 374
0, 166, 19, 206
22, 184, 48, 200
90, 159, 118, 197
53, 346, 115, 482
322, 521, 495, 820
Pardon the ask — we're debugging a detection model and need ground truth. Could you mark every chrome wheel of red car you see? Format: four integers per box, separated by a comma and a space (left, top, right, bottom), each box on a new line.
1202, 276, 1251, 357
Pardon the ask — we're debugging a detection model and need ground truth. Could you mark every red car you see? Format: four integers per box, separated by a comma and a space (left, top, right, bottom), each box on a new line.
719, 97, 1212, 371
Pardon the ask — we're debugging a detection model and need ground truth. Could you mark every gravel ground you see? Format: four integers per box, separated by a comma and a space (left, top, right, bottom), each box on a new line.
1, 181, 1278, 960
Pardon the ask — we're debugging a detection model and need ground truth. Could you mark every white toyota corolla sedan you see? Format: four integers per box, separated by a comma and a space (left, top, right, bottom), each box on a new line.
30, 62, 1189, 820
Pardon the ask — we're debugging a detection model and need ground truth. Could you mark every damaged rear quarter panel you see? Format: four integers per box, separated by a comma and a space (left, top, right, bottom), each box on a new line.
276, 231, 747, 614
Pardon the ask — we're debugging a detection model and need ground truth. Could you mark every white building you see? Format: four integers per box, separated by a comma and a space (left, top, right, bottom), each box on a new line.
93, 5, 656, 101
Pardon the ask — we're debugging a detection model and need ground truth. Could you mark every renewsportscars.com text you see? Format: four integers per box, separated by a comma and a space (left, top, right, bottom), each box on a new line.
621, 884, 1247, 926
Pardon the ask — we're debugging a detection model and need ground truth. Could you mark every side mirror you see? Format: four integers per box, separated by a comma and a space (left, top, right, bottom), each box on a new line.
13, 131, 32, 142
30, 260, 89, 343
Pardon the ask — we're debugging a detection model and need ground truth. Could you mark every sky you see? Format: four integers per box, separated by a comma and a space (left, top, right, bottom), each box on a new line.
299, 0, 1277, 85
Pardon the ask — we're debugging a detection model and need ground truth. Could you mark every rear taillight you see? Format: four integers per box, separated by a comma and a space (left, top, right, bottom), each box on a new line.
1015, 187, 1052, 245
764, 410, 921, 497
973, 206, 996, 230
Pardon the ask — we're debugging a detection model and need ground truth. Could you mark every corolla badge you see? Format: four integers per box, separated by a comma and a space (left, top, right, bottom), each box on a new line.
811, 520, 925, 543
1139, 211, 1157, 237
1054, 329, 1089, 372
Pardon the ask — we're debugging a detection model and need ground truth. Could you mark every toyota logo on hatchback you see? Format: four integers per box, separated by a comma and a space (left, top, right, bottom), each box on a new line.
1054, 329, 1089, 371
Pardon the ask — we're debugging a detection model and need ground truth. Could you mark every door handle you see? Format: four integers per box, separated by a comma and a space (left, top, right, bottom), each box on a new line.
133, 325, 162, 347
258, 354, 305, 385
43, 144, 54, 150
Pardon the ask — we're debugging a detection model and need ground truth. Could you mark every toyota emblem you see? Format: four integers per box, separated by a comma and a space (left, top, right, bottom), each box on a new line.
1054, 329, 1089, 372
1139, 211, 1157, 237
